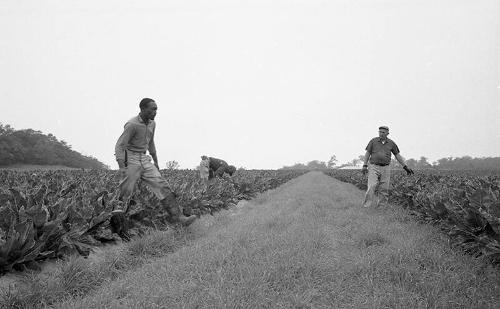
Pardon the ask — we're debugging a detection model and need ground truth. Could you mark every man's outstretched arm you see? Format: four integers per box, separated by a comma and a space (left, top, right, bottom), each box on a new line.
394, 153, 407, 167
395, 153, 414, 175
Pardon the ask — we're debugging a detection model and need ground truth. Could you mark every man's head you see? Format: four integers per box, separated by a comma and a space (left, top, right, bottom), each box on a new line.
378, 126, 389, 139
139, 98, 157, 121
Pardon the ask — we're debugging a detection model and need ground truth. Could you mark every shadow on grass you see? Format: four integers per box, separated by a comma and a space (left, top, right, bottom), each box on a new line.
356, 232, 389, 248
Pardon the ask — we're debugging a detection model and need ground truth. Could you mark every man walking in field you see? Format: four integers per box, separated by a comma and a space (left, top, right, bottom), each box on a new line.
362, 126, 414, 208
199, 155, 236, 180
114, 98, 196, 226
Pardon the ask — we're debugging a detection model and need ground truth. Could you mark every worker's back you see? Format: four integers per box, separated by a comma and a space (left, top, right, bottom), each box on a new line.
209, 157, 227, 171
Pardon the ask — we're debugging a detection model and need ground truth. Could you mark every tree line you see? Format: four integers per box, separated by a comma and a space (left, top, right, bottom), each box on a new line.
281, 155, 500, 171
0, 123, 108, 169
2, 122, 497, 171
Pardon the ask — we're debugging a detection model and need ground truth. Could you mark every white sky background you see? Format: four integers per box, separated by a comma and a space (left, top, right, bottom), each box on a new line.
1, 0, 499, 169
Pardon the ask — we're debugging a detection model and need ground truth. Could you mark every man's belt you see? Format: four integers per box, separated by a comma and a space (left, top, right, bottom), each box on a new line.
127, 150, 147, 154
372, 162, 389, 166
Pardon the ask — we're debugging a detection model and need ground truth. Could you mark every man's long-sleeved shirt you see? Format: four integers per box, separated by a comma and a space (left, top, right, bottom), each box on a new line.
115, 115, 157, 162
208, 157, 228, 171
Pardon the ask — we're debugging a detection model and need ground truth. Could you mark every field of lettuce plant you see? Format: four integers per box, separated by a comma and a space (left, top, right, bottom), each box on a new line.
323, 169, 500, 263
0, 169, 307, 273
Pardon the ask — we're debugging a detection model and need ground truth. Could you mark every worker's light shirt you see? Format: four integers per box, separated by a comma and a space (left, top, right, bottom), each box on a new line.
115, 115, 157, 161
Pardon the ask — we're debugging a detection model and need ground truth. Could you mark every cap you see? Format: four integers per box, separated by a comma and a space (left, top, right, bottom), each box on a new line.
378, 126, 389, 131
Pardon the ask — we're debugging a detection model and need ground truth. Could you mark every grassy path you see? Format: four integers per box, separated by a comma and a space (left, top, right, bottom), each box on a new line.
48, 172, 500, 308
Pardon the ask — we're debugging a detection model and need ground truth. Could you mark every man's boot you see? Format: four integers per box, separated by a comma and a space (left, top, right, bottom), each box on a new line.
161, 194, 196, 226
110, 200, 130, 239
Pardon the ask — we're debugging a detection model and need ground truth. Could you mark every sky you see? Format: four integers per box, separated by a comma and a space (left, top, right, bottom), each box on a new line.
1, 0, 499, 169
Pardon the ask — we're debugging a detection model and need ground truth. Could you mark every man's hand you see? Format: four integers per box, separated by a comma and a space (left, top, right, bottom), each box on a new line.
117, 159, 127, 177
118, 167, 127, 178
362, 164, 368, 175
117, 159, 126, 169
403, 165, 414, 175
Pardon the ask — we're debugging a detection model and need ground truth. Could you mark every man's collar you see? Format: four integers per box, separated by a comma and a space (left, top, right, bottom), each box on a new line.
378, 137, 388, 143
138, 114, 150, 125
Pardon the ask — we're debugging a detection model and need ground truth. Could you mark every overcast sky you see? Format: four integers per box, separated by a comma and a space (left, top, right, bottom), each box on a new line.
1, 0, 499, 169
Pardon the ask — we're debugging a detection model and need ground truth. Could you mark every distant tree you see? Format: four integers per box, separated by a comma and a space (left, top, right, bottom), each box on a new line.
0, 123, 107, 169
307, 160, 327, 170
399, 155, 500, 171
454, 156, 474, 169
336, 154, 500, 171
327, 155, 338, 169
281, 163, 308, 170
281, 160, 328, 170
60, 140, 71, 149
165, 160, 180, 170
405, 158, 417, 169
430, 155, 500, 170
0, 123, 14, 135
436, 157, 454, 169
417, 156, 432, 169
336, 155, 365, 168
47, 133, 58, 142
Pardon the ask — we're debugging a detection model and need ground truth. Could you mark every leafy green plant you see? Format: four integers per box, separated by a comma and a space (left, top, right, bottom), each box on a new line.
0, 169, 307, 272
322, 169, 500, 263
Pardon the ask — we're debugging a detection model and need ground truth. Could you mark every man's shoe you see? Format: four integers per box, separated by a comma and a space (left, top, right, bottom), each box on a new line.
110, 211, 129, 239
161, 194, 196, 226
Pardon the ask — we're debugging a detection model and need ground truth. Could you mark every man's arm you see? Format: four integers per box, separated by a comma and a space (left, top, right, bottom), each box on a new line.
361, 150, 370, 174
363, 151, 371, 166
151, 152, 159, 170
115, 123, 134, 168
395, 153, 414, 175
394, 153, 407, 167
148, 129, 159, 170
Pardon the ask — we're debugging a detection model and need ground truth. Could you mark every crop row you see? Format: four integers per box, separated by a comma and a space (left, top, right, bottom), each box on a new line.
322, 169, 500, 263
0, 169, 307, 273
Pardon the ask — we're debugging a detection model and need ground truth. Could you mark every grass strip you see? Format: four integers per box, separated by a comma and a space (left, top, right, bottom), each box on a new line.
0, 227, 191, 309
51, 172, 500, 308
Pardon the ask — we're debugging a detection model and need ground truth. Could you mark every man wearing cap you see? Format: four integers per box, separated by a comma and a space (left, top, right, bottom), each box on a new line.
361, 126, 414, 208
114, 98, 196, 226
